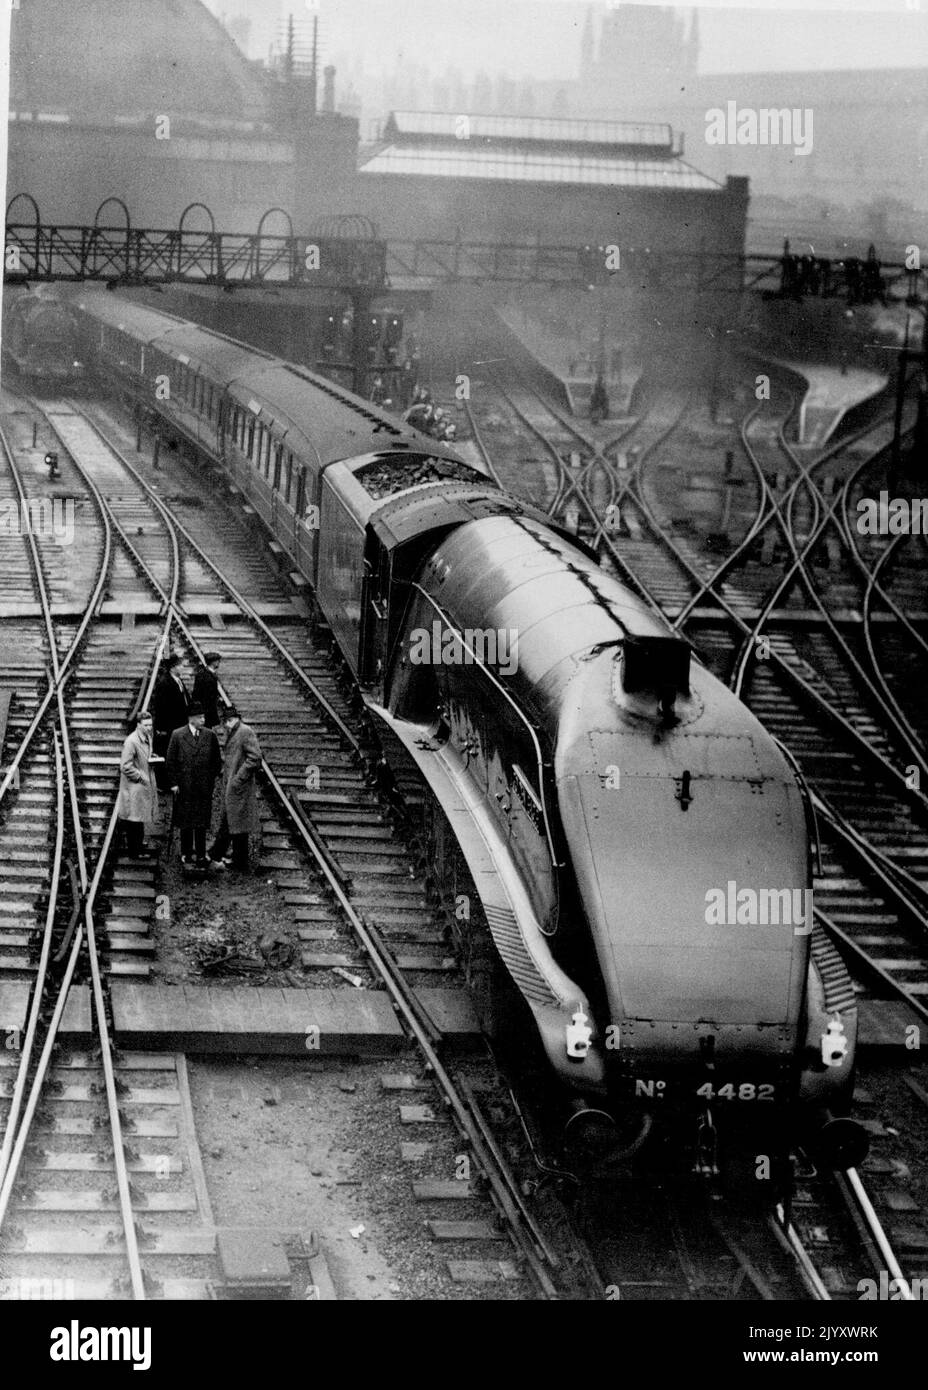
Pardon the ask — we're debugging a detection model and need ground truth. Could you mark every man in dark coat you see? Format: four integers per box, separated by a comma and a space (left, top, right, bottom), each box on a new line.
165, 702, 222, 867
151, 653, 190, 787
208, 706, 262, 871
192, 652, 224, 728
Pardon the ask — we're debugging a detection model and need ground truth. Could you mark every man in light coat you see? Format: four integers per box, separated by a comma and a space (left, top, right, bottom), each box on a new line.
165, 702, 222, 868
207, 705, 262, 871
116, 710, 158, 859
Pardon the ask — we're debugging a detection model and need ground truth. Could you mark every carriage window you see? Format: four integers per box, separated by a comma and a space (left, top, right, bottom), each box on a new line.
282, 451, 293, 501
272, 445, 283, 492
246, 417, 256, 457
295, 468, 306, 515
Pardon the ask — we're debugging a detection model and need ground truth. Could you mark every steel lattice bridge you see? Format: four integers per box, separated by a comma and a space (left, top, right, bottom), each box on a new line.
3, 214, 924, 305
3, 222, 388, 293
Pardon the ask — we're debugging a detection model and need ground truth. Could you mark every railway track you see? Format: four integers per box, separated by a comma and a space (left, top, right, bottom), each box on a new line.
0, 409, 216, 1297
0, 390, 617, 1300
5, 369, 920, 1301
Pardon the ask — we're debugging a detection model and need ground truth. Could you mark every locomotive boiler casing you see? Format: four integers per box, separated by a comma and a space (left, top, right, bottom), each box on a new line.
390, 511, 858, 1126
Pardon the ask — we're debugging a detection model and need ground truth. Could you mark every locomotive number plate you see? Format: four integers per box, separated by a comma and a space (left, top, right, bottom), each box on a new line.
695, 1082, 776, 1101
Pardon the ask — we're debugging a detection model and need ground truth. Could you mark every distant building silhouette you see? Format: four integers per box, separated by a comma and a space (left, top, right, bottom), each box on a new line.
580, 3, 698, 113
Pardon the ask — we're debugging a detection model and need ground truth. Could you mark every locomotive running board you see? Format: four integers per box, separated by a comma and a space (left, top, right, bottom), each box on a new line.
367, 701, 607, 1092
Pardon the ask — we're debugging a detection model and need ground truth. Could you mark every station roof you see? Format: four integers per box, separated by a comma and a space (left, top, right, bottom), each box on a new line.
382, 111, 677, 153
363, 110, 721, 190
10, 0, 271, 128
361, 146, 720, 190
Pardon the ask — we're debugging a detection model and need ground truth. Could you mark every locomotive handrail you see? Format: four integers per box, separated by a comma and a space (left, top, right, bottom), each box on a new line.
773, 736, 822, 879
408, 582, 564, 882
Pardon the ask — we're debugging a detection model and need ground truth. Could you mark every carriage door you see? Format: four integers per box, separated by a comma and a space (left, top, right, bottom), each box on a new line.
359, 531, 389, 694
294, 467, 315, 575
271, 441, 284, 538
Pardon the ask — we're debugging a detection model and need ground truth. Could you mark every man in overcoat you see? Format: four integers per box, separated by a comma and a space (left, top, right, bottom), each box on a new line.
151, 653, 190, 787
165, 702, 222, 868
116, 709, 158, 858
192, 652, 224, 728
208, 705, 262, 871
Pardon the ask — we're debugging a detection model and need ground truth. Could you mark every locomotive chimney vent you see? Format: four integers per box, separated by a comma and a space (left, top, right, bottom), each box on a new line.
620, 634, 690, 697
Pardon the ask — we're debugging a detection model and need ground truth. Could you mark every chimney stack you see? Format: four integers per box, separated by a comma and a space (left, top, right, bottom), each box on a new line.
323, 65, 336, 113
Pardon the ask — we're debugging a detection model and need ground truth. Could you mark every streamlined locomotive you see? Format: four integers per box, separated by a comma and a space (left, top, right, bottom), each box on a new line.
69, 289, 865, 1174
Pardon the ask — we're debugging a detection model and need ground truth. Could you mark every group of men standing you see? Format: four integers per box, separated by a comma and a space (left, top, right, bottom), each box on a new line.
115, 651, 263, 873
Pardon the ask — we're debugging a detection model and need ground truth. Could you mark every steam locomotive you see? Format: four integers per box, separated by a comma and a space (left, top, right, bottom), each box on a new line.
67, 288, 865, 1177
2, 290, 86, 385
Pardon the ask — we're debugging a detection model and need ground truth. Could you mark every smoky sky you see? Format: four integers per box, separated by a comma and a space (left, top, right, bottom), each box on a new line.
206, 1, 928, 76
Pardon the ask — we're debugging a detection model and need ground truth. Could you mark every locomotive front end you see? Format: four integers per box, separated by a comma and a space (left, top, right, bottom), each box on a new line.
556, 636, 865, 1171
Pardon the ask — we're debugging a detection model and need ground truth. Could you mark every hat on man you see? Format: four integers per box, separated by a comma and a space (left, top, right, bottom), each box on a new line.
188, 702, 205, 718
203, 652, 222, 666
223, 705, 240, 720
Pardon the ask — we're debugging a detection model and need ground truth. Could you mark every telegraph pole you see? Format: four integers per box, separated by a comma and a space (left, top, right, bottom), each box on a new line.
890, 316, 910, 486
888, 310, 927, 488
